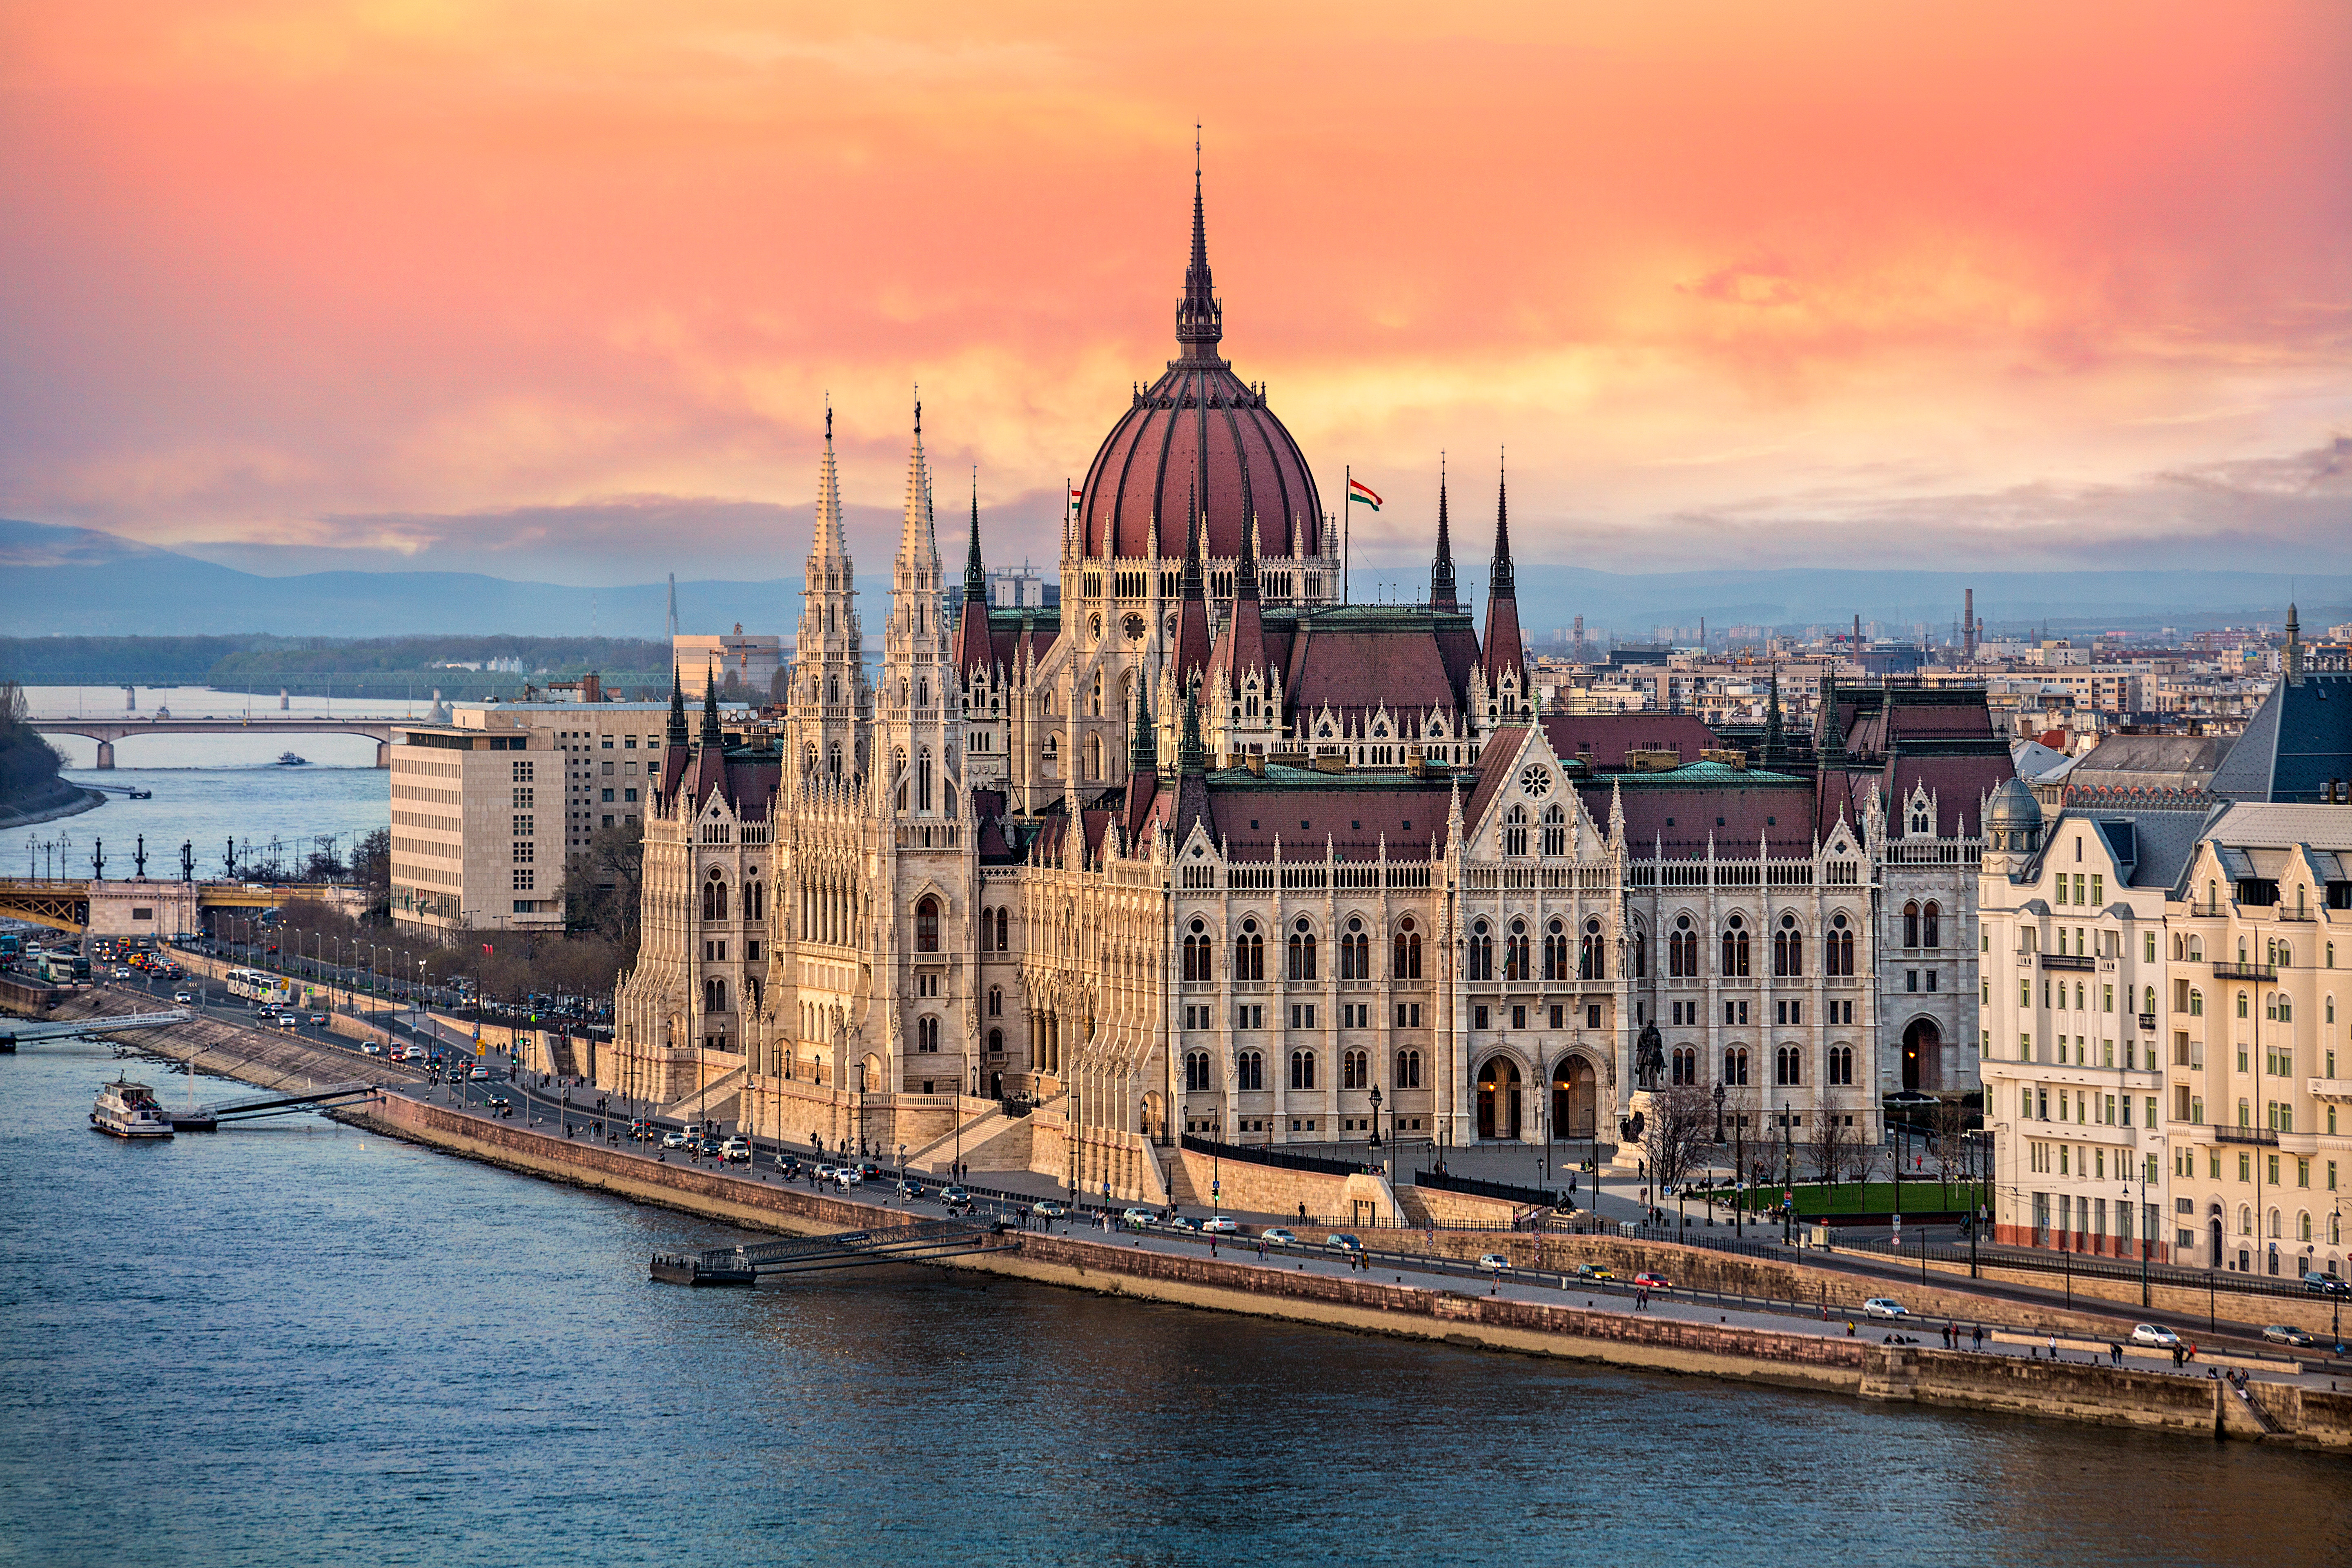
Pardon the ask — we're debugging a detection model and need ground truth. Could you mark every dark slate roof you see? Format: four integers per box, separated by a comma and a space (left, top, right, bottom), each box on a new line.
2026, 805, 2218, 892
2209, 672, 2352, 803
1539, 713, 1719, 771
1584, 762, 1817, 858
2066, 733, 2232, 804
1202, 768, 1454, 861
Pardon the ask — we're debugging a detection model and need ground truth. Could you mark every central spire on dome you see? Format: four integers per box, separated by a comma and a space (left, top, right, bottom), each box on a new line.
1175, 126, 1223, 360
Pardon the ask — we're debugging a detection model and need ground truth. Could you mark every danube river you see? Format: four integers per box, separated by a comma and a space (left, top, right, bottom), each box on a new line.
1, 1041, 2345, 1566
13, 686, 398, 880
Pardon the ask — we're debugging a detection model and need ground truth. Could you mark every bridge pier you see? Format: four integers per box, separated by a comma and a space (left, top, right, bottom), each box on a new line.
376, 739, 391, 768
94, 739, 115, 770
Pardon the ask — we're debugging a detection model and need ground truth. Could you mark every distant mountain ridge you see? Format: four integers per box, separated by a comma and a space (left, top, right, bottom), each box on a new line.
1, 519, 2341, 639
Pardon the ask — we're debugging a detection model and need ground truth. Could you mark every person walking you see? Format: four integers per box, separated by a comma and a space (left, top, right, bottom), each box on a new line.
1972, 1324, 1984, 1352
2048, 1333, 2059, 1362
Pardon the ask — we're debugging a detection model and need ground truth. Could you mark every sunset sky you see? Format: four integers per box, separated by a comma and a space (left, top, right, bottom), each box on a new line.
3, 1, 2348, 587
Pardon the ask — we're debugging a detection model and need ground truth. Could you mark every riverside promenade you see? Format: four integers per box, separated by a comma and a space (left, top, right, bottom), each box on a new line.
31, 984, 2352, 1454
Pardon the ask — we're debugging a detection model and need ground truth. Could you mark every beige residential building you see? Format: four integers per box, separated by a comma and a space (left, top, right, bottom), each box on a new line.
390, 697, 745, 933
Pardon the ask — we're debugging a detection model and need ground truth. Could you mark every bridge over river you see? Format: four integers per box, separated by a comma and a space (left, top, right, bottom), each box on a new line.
28, 716, 404, 768
0, 876, 369, 935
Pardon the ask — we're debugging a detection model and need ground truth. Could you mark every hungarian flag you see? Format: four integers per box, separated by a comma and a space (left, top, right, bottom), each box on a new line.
1068, 485, 1083, 513
1348, 478, 1382, 510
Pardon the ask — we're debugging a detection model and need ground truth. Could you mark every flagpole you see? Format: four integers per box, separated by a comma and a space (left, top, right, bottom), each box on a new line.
1343, 466, 1351, 605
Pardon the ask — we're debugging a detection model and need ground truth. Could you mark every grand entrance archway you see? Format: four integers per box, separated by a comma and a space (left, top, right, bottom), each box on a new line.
1477, 1057, 1523, 1141
1550, 1055, 1595, 1140
2209, 1217, 2223, 1269
1901, 1019, 1942, 1093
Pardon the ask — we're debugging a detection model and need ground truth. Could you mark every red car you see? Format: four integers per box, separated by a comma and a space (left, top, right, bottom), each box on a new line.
1632, 1272, 1672, 1290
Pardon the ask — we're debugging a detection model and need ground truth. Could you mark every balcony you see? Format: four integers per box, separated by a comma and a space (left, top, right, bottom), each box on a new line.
2214, 1126, 2280, 1147
2309, 1078, 2352, 1102
2039, 953, 2096, 972
2209, 960, 2275, 980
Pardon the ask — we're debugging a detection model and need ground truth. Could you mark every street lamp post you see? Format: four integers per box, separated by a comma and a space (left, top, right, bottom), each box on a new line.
1368, 1084, 1384, 1182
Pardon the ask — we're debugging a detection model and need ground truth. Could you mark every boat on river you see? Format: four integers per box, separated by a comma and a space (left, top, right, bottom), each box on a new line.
91, 1077, 175, 1139
274, 751, 309, 766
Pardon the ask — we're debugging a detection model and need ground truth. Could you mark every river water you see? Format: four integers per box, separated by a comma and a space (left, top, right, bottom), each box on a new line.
13, 686, 396, 880
0, 1039, 2344, 1566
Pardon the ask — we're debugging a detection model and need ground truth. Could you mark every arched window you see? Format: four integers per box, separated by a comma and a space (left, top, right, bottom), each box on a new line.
995, 906, 1009, 951
1773, 913, 1802, 977
2238, 1205, 2253, 1236
1506, 919, 1531, 982
915, 895, 940, 953
1633, 926, 1648, 978
2188, 988, 2203, 1017
1470, 920, 1494, 981
2298, 1211, 2312, 1243
1237, 1051, 1263, 1091
917, 748, 934, 812
1826, 912, 1854, 976
1236, 919, 1264, 981
1084, 734, 1102, 781
1339, 917, 1369, 980
987, 985, 1002, 1018
1184, 918, 1213, 982
1723, 1047, 1749, 1086
1393, 918, 1422, 980
1540, 803, 1567, 857
1343, 1049, 1369, 1089
1395, 1048, 1423, 1088
1670, 914, 1697, 978
916, 1016, 940, 1053
1503, 804, 1529, 857
1580, 917, 1606, 980
703, 869, 728, 921
1289, 1049, 1317, 1090
988, 1027, 1003, 1057
1721, 915, 1750, 978
1670, 1047, 1697, 1085
705, 977, 728, 1013
1090, 670, 1103, 716
1776, 1045, 1802, 1086
1185, 1051, 1212, 1093
1544, 918, 1569, 981
1922, 901, 1941, 948
1288, 919, 1318, 981
1902, 900, 1920, 947
1828, 1045, 1854, 1085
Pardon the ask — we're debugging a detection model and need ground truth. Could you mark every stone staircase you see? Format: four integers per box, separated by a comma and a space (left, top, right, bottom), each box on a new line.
904, 1100, 1034, 1173
657, 1065, 746, 1130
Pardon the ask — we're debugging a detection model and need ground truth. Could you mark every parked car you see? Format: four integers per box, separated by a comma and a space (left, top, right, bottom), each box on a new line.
1478, 1253, 1512, 1273
307, 1013, 328, 1026
1632, 1272, 1672, 1291
833, 1167, 860, 1189
2262, 1324, 2316, 1348
1260, 1227, 1299, 1247
775, 1154, 802, 1175
1166, 1215, 1201, 1232
2129, 1323, 2180, 1348
2301, 1271, 2352, 1297
1574, 1263, 1616, 1282
1325, 1233, 1364, 1254
1200, 1216, 1239, 1234
858, 1162, 883, 1180
1863, 1298, 1909, 1319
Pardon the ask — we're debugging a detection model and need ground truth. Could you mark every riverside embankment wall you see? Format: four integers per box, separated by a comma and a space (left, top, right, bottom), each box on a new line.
57, 997, 2352, 1454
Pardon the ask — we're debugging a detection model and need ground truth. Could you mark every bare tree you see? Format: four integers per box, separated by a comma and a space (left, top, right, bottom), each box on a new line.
1802, 1107, 1844, 1211
1639, 1084, 1717, 1206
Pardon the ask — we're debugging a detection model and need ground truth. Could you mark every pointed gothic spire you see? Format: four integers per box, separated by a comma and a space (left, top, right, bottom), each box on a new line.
1130, 674, 1156, 773
1478, 454, 1526, 688
1490, 454, 1515, 597
666, 661, 688, 747
1175, 124, 1223, 359
1763, 664, 1786, 768
1430, 454, 1459, 613
813, 396, 849, 566
1179, 673, 1206, 773
964, 471, 986, 601
700, 660, 724, 746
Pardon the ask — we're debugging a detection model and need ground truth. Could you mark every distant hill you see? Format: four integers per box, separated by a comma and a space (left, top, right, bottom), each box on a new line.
3, 519, 2343, 640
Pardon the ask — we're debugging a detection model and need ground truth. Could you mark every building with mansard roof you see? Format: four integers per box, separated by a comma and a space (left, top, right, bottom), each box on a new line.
601, 167, 2009, 1197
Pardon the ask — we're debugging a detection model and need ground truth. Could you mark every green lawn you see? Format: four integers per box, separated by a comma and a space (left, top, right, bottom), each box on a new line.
1711, 1180, 1987, 1217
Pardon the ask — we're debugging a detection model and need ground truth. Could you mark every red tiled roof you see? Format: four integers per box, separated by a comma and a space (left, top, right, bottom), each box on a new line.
1540, 713, 1719, 771
1204, 776, 1452, 861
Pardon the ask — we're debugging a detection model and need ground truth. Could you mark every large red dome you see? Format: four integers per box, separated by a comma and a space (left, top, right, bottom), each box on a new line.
1076, 176, 1323, 563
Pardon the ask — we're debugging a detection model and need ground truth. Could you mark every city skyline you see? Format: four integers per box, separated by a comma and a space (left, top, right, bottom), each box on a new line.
2, 2, 2347, 587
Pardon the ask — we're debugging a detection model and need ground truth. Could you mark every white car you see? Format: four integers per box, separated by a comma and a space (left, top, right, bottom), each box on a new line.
2130, 1323, 2180, 1348
720, 1138, 752, 1165
1260, 1227, 1299, 1247
661, 1131, 692, 1151
1121, 1207, 1155, 1228
1862, 1298, 1909, 1319
1200, 1216, 1239, 1234
1478, 1253, 1512, 1272
173, 991, 195, 1004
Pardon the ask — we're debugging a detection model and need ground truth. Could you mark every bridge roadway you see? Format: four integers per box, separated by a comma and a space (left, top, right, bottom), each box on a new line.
28, 715, 405, 768
0, 878, 367, 933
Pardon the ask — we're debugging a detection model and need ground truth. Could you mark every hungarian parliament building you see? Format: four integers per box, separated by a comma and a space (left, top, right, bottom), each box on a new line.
606, 174, 2009, 1196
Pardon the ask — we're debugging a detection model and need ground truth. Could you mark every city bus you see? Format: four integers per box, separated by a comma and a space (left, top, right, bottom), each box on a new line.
225, 968, 293, 1006
38, 951, 91, 984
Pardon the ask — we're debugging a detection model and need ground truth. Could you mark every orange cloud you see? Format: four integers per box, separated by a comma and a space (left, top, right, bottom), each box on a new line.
0, 1, 2345, 579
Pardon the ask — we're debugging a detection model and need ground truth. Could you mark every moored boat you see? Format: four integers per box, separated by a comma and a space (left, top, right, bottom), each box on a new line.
92, 1077, 175, 1139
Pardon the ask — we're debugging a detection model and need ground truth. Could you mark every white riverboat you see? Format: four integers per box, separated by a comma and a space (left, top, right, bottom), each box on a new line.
91, 1078, 175, 1139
